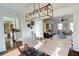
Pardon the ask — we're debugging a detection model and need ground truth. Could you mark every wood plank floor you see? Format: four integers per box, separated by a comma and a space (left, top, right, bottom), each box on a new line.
0, 48, 16, 56
68, 49, 79, 56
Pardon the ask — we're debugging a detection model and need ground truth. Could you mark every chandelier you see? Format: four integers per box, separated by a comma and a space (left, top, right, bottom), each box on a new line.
26, 3, 53, 28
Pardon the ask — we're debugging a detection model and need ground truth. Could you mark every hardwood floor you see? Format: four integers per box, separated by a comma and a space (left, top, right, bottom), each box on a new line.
0, 48, 16, 56
68, 49, 79, 56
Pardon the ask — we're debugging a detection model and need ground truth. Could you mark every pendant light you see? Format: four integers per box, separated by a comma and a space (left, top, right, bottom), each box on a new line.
61, 17, 64, 21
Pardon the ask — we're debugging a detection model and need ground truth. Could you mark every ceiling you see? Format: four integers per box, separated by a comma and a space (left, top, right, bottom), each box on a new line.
0, 3, 76, 16
44, 14, 73, 23
0, 3, 32, 15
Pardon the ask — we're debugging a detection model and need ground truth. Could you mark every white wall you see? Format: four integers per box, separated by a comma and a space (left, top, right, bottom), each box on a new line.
0, 17, 6, 52
34, 19, 43, 37
21, 16, 32, 39
73, 12, 79, 51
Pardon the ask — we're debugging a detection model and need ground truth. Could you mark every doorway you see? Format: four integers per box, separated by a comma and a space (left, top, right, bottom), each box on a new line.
4, 21, 14, 50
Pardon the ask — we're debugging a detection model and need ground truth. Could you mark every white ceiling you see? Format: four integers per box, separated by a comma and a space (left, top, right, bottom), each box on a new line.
44, 14, 73, 23
0, 3, 32, 15
0, 3, 76, 16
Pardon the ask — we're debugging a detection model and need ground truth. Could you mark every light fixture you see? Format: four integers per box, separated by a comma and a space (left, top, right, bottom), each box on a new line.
61, 17, 64, 21
26, 3, 53, 21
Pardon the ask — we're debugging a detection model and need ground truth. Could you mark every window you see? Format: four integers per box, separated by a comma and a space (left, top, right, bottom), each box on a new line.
70, 22, 74, 32
58, 23, 62, 30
